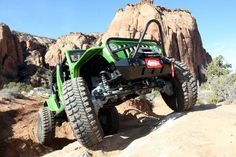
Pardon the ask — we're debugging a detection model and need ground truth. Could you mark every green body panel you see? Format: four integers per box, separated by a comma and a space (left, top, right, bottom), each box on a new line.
45, 94, 65, 116
64, 50, 77, 78
56, 65, 64, 114
56, 65, 63, 97
47, 66, 65, 116
73, 46, 104, 77
45, 95, 59, 111
101, 46, 116, 63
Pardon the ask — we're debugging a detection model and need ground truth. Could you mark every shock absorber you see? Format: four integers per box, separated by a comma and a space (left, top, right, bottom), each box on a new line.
100, 71, 111, 95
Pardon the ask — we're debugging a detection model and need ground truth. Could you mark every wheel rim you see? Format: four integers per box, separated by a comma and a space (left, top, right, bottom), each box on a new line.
161, 78, 184, 111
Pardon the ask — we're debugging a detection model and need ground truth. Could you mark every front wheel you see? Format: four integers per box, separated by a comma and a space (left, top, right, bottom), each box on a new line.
37, 107, 55, 145
161, 61, 198, 112
62, 77, 104, 147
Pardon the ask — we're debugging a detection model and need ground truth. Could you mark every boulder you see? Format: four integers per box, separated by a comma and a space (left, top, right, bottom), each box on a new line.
45, 32, 101, 66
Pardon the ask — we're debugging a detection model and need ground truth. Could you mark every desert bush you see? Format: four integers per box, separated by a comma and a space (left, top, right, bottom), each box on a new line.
145, 89, 160, 101
208, 75, 236, 102
203, 55, 236, 103
3, 82, 33, 92
197, 89, 212, 104
205, 55, 231, 78
0, 88, 25, 101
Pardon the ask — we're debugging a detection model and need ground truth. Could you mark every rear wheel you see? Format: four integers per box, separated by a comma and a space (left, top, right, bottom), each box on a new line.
37, 107, 55, 145
62, 77, 103, 147
161, 61, 198, 112
99, 107, 119, 135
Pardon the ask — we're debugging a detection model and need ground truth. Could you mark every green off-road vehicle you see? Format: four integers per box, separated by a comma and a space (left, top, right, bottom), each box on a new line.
37, 19, 197, 147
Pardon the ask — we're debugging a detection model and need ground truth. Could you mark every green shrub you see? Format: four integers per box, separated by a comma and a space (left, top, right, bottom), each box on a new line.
3, 82, 33, 92
0, 88, 25, 100
146, 89, 160, 100
203, 55, 236, 103
207, 92, 220, 104
205, 55, 231, 78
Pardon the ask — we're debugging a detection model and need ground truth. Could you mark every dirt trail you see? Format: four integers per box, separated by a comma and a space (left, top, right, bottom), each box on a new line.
0, 97, 77, 157
0, 98, 51, 157
0, 96, 169, 157
1, 97, 236, 157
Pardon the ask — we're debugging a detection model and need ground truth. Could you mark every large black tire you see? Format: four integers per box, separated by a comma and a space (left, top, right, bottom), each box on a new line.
98, 107, 119, 135
37, 107, 55, 145
161, 61, 198, 112
62, 77, 103, 147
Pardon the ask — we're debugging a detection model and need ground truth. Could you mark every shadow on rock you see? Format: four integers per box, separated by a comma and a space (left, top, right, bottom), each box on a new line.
0, 110, 18, 141
0, 138, 53, 157
92, 99, 215, 152
50, 138, 76, 150
92, 97, 184, 152
192, 104, 220, 112
93, 111, 185, 152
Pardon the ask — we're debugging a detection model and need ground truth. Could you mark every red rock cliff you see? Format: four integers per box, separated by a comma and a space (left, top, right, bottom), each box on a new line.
0, 23, 23, 85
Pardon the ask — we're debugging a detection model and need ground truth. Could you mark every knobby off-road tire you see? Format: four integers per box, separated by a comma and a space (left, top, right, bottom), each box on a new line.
37, 107, 55, 145
161, 61, 198, 112
99, 107, 119, 135
62, 77, 103, 147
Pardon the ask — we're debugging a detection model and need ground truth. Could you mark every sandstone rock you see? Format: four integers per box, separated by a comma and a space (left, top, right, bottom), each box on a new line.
13, 31, 56, 67
43, 141, 90, 157
141, 0, 154, 5
102, 3, 212, 82
0, 25, 56, 87
25, 50, 44, 67
27, 67, 50, 87
45, 32, 101, 66
0, 23, 23, 86
11, 32, 55, 87
13, 31, 55, 52
117, 98, 158, 124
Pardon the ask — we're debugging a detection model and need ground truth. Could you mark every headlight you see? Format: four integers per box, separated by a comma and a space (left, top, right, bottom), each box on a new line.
109, 43, 118, 51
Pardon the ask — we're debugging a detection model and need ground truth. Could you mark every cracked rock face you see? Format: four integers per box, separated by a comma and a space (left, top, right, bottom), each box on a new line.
0, 23, 23, 85
102, 3, 212, 82
0, 24, 56, 87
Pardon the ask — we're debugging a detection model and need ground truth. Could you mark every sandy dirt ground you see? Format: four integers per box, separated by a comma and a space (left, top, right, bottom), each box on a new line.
0, 96, 236, 157
0, 97, 77, 157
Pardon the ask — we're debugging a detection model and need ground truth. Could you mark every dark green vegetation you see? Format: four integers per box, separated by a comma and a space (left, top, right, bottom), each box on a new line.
0, 82, 33, 101
3, 82, 33, 92
203, 55, 236, 103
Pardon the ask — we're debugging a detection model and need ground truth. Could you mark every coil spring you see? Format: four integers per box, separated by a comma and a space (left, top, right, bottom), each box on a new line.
101, 74, 111, 94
